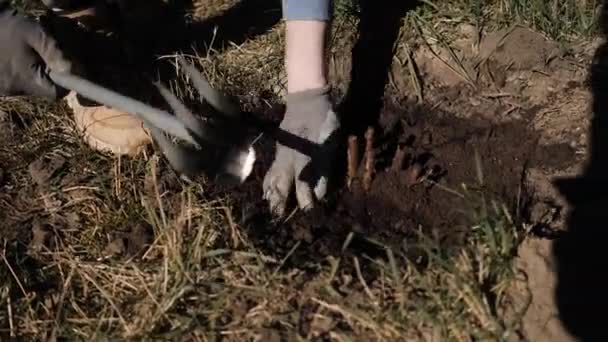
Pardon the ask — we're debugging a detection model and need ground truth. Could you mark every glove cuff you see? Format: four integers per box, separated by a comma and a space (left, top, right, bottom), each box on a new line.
285, 85, 332, 105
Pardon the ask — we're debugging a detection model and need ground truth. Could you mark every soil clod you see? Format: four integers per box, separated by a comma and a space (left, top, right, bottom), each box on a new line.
28, 155, 66, 188
103, 223, 154, 259
28, 222, 53, 253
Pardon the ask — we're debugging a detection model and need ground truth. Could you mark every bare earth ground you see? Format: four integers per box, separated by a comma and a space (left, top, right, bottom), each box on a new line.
0, 1, 603, 341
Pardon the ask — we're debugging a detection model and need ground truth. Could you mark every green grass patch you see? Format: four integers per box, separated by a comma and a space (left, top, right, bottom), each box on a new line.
414, 0, 601, 41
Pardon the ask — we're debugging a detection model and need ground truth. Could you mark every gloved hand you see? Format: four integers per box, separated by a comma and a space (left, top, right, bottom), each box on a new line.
0, 5, 72, 99
263, 86, 340, 217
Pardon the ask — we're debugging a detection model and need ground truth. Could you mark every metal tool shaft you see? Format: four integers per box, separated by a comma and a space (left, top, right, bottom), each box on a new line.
49, 71, 197, 145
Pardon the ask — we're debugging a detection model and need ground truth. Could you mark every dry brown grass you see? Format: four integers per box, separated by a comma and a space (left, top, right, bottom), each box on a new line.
0, 77, 527, 340
0, 98, 529, 339
0, 154, 528, 340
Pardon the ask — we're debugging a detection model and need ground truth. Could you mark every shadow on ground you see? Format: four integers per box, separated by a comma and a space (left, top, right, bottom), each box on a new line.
328, 0, 421, 193
336, 0, 419, 136
40, 0, 284, 97
552, 0, 608, 340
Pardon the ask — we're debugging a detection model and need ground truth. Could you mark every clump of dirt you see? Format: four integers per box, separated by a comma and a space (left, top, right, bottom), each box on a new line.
411, 26, 563, 90
28, 222, 54, 253
28, 155, 67, 189
479, 27, 562, 71
102, 223, 154, 259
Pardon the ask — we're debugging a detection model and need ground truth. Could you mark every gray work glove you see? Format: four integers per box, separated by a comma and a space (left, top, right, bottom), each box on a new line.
263, 86, 340, 217
0, 5, 72, 99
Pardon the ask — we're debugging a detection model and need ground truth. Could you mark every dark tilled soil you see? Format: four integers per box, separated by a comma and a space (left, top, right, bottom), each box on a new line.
238, 98, 577, 265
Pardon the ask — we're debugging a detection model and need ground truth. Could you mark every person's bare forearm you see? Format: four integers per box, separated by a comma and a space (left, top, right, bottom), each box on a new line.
281, 0, 331, 93
285, 20, 328, 93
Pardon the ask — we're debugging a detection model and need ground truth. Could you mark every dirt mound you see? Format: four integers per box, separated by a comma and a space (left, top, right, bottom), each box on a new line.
479, 27, 561, 70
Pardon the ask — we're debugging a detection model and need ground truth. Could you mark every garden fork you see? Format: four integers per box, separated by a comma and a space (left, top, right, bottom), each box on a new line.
48, 57, 320, 186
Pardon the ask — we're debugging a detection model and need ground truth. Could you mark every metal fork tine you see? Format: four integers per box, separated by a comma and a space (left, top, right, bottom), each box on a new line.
154, 79, 245, 147
147, 125, 206, 177
177, 57, 241, 118
153, 81, 206, 138
148, 124, 255, 185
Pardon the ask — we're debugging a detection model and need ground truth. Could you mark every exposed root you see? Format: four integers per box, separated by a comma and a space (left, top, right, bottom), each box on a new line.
405, 163, 424, 187
391, 144, 408, 172
363, 127, 375, 192
347, 135, 359, 190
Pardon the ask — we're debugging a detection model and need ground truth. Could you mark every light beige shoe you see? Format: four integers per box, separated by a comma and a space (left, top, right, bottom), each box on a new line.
64, 91, 152, 156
